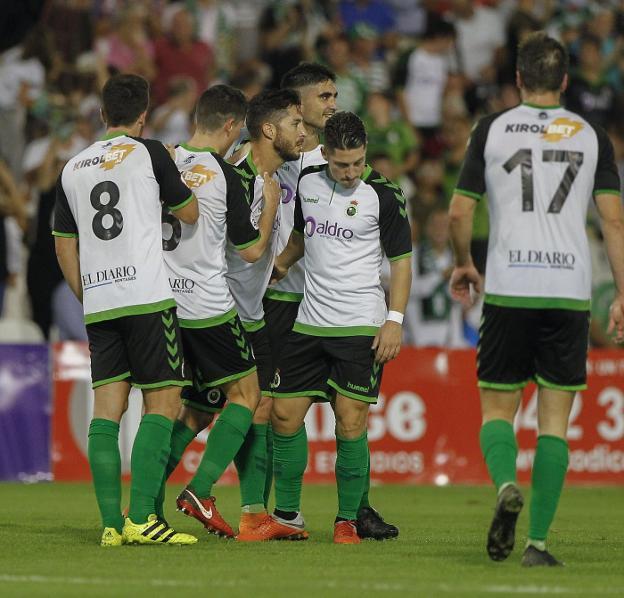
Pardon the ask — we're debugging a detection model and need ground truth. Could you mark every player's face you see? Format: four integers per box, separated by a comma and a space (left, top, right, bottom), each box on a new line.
299, 80, 338, 131
325, 145, 367, 188
274, 105, 306, 162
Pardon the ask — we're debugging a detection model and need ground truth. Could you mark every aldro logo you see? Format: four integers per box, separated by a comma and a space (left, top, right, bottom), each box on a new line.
99, 143, 136, 171
182, 165, 217, 188
542, 118, 584, 142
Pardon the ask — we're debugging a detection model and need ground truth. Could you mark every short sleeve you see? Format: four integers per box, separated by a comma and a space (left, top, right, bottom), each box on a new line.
377, 185, 412, 261
140, 138, 193, 210
52, 172, 78, 237
591, 124, 621, 196
221, 159, 260, 249
454, 113, 497, 201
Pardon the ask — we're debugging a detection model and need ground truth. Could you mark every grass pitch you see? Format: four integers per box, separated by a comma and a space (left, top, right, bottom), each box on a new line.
0, 483, 622, 598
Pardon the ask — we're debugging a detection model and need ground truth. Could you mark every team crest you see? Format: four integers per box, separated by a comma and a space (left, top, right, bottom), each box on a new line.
182, 164, 217, 188
542, 118, 583, 142
346, 200, 358, 217
100, 143, 135, 171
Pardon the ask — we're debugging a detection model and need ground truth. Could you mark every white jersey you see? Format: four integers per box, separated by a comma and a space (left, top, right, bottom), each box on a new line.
53, 133, 193, 324
163, 144, 259, 327
266, 144, 325, 302
293, 165, 412, 335
225, 151, 281, 326
456, 103, 620, 310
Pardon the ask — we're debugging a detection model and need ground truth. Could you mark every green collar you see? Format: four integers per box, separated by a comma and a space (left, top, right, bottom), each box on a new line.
101, 130, 130, 140
180, 142, 217, 153
522, 102, 561, 110
246, 151, 259, 176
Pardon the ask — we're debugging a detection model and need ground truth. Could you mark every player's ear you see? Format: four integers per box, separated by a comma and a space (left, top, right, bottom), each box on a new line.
137, 110, 148, 128
560, 73, 568, 94
262, 122, 276, 141
320, 145, 328, 161
100, 107, 107, 127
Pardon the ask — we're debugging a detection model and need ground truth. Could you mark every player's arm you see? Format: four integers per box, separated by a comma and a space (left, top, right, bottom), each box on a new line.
238, 173, 280, 263
595, 195, 624, 342
592, 124, 624, 341
373, 185, 413, 364
52, 173, 82, 302
271, 184, 305, 281
448, 116, 490, 305
55, 236, 82, 302
145, 139, 198, 224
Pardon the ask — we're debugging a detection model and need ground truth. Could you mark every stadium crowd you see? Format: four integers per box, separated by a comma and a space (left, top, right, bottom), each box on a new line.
0, 0, 623, 348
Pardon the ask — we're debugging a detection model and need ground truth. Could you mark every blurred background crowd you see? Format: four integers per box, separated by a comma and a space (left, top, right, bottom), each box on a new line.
0, 0, 622, 349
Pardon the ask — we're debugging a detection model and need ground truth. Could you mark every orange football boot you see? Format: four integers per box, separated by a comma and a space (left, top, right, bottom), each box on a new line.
236, 514, 309, 542
334, 520, 361, 544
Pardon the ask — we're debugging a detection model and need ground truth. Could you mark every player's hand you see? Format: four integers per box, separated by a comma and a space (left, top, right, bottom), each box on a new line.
449, 265, 482, 307
607, 294, 624, 342
262, 172, 280, 207
270, 261, 289, 284
372, 321, 402, 364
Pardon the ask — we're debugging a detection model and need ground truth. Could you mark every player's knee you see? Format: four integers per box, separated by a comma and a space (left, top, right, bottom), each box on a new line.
180, 405, 214, 433
270, 399, 301, 434
334, 401, 368, 438
253, 395, 272, 423
227, 384, 261, 412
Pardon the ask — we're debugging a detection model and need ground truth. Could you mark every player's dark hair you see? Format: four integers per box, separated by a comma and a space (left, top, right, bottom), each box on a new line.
517, 31, 568, 93
246, 89, 301, 140
195, 84, 247, 132
101, 74, 150, 127
324, 112, 367, 151
280, 62, 336, 90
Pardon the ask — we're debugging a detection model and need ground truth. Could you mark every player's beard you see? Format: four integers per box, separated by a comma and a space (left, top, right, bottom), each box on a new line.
274, 130, 301, 162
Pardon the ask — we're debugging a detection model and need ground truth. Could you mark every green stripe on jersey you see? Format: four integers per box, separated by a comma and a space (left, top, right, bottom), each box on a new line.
52, 231, 78, 238
84, 299, 177, 325
388, 251, 412, 262
293, 322, 378, 337
170, 193, 194, 211
264, 289, 303, 302
242, 319, 266, 333
179, 142, 217, 153
454, 188, 482, 201
235, 233, 261, 250
484, 294, 590, 311
179, 308, 237, 329
594, 189, 620, 196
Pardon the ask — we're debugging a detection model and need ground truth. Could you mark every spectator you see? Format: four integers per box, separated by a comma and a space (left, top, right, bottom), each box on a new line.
411, 157, 446, 234
95, 5, 155, 80
404, 207, 466, 347
150, 77, 196, 145
395, 17, 455, 147
320, 34, 367, 113
503, 0, 543, 83
153, 7, 213, 106
364, 91, 419, 177
349, 23, 390, 93
565, 34, 618, 128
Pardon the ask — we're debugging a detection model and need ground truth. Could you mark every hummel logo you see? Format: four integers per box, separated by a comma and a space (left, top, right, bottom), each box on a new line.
183, 154, 195, 164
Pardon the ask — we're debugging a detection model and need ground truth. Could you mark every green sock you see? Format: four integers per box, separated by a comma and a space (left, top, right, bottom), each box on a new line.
336, 432, 368, 520
359, 447, 371, 510
88, 418, 123, 533
155, 420, 196, 519
264, 423, 274, 509
528, 435, 569, 542
128, 414, 173, 524
234, 423, 268, 509
479, 419, 518, 491
190, 403, 253, 498
274, 426, 308, 512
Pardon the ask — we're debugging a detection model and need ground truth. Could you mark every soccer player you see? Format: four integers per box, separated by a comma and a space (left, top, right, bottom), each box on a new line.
449, 32, 624, 566
154, 89, 305, 535
159, 85, 281, 538
266, 62, 399, 540
53, 74, 199, 546
237, 112, 412, 544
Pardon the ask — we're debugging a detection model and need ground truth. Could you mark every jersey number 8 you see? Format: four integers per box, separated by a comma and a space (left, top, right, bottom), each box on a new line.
90, 181, 123, 240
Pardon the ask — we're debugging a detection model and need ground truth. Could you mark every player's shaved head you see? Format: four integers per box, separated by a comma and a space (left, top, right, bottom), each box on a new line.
517, 31, 568, 93
101, 74, 150, 127
195, 84, 247, 132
